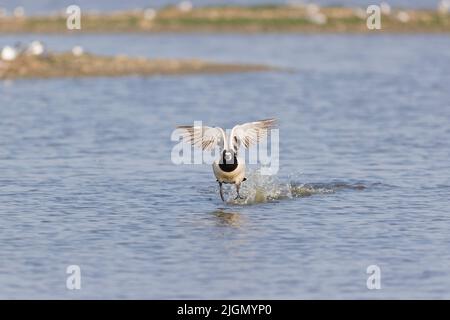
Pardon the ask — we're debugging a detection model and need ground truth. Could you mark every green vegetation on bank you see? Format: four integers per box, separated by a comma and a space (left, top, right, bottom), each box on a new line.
0, 5, 449, 33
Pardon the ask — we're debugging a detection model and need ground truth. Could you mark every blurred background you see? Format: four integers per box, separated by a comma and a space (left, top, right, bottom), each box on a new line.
0, 1, 441, 14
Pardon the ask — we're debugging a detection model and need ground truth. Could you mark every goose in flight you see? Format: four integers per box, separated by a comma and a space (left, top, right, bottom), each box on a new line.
177, 118, 277, 201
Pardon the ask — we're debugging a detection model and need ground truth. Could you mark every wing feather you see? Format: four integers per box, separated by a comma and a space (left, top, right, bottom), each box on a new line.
230, 118, 277, 149
176, 125, 225, 151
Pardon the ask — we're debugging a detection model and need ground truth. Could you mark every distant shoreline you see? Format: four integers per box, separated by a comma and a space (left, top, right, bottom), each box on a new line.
0, 5, 449, 34
0, 52, 276, 79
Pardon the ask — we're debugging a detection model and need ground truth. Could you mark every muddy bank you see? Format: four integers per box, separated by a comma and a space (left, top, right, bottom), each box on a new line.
0, 6, 449, 34
0, 52, 275, 79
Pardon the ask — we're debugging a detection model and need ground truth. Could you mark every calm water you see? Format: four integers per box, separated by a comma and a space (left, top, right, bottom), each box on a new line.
0, 0, 441, 15
0, 33, 450, 299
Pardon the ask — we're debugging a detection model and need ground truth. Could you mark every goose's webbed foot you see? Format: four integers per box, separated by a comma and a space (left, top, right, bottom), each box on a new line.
234, 183, 244, 200
218, 181, 225, 202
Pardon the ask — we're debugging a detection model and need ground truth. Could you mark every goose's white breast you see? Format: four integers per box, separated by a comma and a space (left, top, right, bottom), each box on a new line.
212, 158, 246, 184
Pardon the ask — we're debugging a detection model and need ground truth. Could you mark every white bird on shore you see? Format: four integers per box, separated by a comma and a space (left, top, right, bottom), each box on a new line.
72, 45, 84, 56
438, 0, 450, 14
308, 12, 327, 25
177, 119, 277, 201
13, 6, 25, 18
286, 0, 305, 9
380, 2, 391, 15
396, 11, 410, 23
1, 46, 18, 61
305, 3, 327, 25
26, 40, 45, 56
306, 3, 320, 15
177, 1, 193, 12
143, 8, 157, 20
352, 7, 366, 19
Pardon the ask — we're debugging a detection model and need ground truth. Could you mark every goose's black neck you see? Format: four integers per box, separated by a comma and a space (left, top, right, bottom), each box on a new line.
219, 150, 238, 172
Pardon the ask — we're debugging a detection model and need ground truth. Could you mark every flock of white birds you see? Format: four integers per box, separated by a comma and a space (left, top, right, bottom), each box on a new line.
0, 41, 86, 62
0, 41, 44, 61
1, 1, 449, 62
0, 1, 196, 62
0, 1, 195, 21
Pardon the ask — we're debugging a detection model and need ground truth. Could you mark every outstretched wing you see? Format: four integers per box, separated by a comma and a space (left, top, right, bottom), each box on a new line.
230, 118, 277, 150
176, 125, 226, 151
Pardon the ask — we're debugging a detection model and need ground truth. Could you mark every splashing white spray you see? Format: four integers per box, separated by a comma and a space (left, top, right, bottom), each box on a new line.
220, 169, 345, 205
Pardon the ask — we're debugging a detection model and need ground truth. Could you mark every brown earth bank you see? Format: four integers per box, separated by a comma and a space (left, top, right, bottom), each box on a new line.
0, 52, 275, 79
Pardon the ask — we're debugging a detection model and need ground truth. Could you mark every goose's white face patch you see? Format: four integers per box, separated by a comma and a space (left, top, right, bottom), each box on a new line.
224, 151, 233, 162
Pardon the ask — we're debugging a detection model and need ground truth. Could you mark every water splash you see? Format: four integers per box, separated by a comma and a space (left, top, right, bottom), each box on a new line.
219, 169, 366, 205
